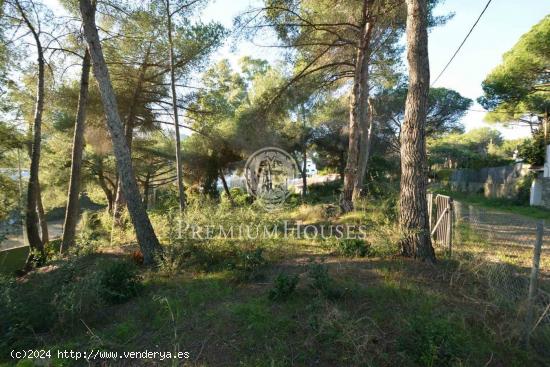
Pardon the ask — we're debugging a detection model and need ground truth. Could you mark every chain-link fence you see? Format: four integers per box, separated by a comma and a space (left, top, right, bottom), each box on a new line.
451, 200, 550, 352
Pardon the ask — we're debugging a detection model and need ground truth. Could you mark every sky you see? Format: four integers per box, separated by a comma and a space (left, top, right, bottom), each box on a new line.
428, 0, 550, 139
43, 0, 550, 140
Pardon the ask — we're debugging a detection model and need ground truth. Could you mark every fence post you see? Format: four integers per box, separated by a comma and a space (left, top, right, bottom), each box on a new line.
427, 193, 433, 231
447, 198, 453, 256
522, 220, 543, 347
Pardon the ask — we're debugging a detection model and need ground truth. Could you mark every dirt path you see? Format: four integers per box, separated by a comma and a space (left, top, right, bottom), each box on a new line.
454, 201, 550, 249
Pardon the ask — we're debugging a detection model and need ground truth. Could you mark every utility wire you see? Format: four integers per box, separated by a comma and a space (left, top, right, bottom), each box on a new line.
431, 0, 494, 86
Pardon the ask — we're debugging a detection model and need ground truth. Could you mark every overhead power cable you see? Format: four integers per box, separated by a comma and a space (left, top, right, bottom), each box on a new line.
431, 0, 494, 86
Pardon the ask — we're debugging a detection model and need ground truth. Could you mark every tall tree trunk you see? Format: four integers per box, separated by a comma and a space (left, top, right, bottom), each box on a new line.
341, 0, 374, 213
36, 181, 48, 243
98, 171, 114, 214
300, 105, 308, 197
112, 45, 152, 224
399, 0, 435, 262
79, 0, 161, 264
16, 0, 45, 269
112, 121, 134, 224
301, 149, 307, 197
355, 97, 375, 198
61, 50, 91, 253
166, 0, 186, 212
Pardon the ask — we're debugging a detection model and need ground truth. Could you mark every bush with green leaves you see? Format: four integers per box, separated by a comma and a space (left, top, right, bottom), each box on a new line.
237, 247, 268, 281
268, 273, 299, 301
226, 187, 252, 206
74, 210, 108, 254
53, 268, 103, 325
98, 261, 142, 304
398, 315, 470, 366
379, 195, 398, 223
0, 257, 144, 357
156, 240, 190, 275
0, 262, 79, 353
514, 172, 535, 205
307, 263, 341, 300
335, 238, 371, 258
311, 180, 341, 195
43, 239, 62, 260
518, 131, 545, 166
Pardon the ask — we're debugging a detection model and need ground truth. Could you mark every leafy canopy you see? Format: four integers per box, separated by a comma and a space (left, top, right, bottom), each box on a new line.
478, 15, 550, 123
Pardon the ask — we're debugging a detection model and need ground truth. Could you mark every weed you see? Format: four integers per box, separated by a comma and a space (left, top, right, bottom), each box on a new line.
156, 241, 190, 275
75, 211, 107, 253
44, 239, 62, 260
268, 273, 299, 301
53, 269, 102, 326
237, 248, 268, 281
335, 238, 371, 258
398, 315, 470, 367
307, 263, 342, 300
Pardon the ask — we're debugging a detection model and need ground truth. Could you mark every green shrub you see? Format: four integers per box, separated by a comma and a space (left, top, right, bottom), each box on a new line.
74, 210, 108, 254
44, 239, 62, 260
307, 263, 341, 300
514, 172, 534, 205
53, 270, 103, 325
0, 265, 71, 354
306, 180, 342, 203
268, 273, 299, 301
0, 258, 144, 357
227, 187, 252, 206
98, 261, 142, 304
156, 241, 189, 275
0, 275, 34, 353
26, 247, 47, 268
335, 239, 371, 258
178, 241, 238, 272
434, 169, 453, 182
380, 196, 398, 223
518, 131, 545, 166
398, 315, 469, 367
237, 248, 268, 281
309, 180, 341, 197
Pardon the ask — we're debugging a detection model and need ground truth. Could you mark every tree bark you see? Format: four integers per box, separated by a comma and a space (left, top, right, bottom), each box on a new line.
300, 105, 308, 197
112, 44, 152, 224
112, 121, 134, 223
399, 0, 435, 262
36, 181, 48, 243
341, 0, 374, 212
79, 0, 161, 264
166, 0, 186, 213
355, 97, 375, 198
16, 0, 45, 269
61, 50, 91, 253
98, 171, 114, 214
301, 149, 307, 197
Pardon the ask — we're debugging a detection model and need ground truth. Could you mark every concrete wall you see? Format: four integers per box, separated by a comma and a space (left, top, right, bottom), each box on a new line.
530, 176, 542, 206
449, 163, 529, 199
540, 177, 550, 209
